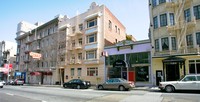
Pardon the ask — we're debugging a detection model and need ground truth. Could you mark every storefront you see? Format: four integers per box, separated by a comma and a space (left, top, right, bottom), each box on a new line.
104, 40, 152, 86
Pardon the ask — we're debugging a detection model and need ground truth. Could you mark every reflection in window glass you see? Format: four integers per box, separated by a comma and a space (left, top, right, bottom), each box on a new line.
136, 66, 149, 82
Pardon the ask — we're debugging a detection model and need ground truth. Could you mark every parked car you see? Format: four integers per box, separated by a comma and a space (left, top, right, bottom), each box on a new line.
0, 81, 3, 88
13, 79, 24, 85
97, 78, 135, 91
159, 74, 200, 93
6, 80, 14, 85
0, 80, 6, 85
63, 79, 91, 89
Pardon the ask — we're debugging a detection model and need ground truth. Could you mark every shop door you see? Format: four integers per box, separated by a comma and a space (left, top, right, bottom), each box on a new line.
166, 64, 180, 81
128, 71, 135, 82
156, 70, 162, 86
122, 72, 127, 80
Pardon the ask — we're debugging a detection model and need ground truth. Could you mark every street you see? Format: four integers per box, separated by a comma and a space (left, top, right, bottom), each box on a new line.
0, 85, 200, 102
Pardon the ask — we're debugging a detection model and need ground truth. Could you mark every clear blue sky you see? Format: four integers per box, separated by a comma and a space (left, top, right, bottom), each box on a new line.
0, 0, 149, 43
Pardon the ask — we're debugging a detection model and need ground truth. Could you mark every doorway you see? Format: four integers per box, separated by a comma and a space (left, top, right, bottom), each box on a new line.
156, 70, 162, 86
166, 64, 180, 81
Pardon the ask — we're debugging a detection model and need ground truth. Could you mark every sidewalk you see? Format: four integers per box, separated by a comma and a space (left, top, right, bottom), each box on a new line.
24, 84, 160, 91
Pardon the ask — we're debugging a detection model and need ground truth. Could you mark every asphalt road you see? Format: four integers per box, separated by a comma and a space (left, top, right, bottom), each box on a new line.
0, 85, 200, 102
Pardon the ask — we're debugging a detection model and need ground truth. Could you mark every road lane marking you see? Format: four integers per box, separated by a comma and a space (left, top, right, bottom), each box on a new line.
41, 100, 47, 102
6, 93, 14, 96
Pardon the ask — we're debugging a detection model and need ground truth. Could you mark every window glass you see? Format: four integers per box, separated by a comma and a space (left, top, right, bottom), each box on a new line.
87, 34, 97, 43
160, 14, 167, 27
152, 0, 157, 7
87, 67, 98, 76
86, 50, 96, 59
159, 0, 166, 4
197, 63, 200, 74
87, 19, 97, 28
136, 66, 149, 82
189, 64, 195, 74
71, 68, 75, 76
171, 37, 176, 50
153, 16, 158, 29
186, 34, 193, 47
170, 13, 175, 26
77, 68, 82, 76
197, 76, 200, 81
161, 37, 169, 50
194, 5, 200, 20
196, 32, 200, 45
182, 76, 196, 81
155, 39, 159, 51
184, 9, 191, 22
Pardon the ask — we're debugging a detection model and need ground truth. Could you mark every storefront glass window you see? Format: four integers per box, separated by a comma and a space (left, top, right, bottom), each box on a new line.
135, 66, 149, 82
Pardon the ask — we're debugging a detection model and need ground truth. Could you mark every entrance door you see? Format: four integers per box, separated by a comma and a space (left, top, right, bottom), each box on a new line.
156, 70, 162, 86
122, 72, 127, 80
166, 64, 180, 81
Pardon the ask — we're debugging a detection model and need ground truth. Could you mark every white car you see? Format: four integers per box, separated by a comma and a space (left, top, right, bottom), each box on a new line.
159, 74, 200, 92
0, 82, 3, 88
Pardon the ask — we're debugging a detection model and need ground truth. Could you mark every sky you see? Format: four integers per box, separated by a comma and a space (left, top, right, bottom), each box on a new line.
0, 0, 149, 43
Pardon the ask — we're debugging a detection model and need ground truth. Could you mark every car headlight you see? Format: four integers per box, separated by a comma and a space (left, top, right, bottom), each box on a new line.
83, 82, 86, 85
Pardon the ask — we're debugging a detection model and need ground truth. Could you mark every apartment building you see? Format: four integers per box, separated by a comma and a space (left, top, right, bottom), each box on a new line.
16, 18, 61, 84
58, 2, 126, 84
0, 41, 17, 81
149, 0, 200, 86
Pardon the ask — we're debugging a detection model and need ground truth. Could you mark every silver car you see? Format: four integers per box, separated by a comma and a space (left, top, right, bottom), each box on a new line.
159, 74, 200, 92
97, 78, 135, 91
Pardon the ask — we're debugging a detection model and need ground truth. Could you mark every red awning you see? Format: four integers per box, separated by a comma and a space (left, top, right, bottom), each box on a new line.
30, 72, 41, 76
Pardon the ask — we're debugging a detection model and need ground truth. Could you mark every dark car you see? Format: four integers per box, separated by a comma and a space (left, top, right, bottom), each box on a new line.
63, 79, 91, 89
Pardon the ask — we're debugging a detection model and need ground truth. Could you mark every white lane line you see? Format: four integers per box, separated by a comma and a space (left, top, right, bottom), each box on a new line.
41, 100, 47, 102
6, 93, 14, 96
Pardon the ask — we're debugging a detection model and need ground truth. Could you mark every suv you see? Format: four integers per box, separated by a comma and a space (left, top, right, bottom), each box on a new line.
159, 74, 200, 92
13, 79, 24, 85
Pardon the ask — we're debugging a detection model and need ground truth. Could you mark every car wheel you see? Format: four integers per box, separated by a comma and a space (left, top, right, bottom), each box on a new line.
77, 85, 81, 89
63, 84, 68, 88
98, 85, 104, 90
165, 85, 174, 93
119, 85, 125, 91
0, 86, 3, 88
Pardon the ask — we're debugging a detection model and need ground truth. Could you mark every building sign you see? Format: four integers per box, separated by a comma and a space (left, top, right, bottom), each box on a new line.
113, 60, 126, 67
30, 52, 42, 59
15, 72, 22, 76
116, 40, 134, 51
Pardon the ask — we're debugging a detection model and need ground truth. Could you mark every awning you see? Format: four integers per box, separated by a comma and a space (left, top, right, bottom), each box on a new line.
162, 56, 185, 63
43, 72, 52, 76
30, 72, 41, 76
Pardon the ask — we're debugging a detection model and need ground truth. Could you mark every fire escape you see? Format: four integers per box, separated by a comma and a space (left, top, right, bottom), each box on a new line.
167, 0, 197, 55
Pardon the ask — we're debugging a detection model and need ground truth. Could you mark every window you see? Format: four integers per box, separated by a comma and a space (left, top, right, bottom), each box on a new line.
153, 16, 158, 29
169, 13, 175, 26
184, 9, 191, 22
136, 66, 149, 82
152, 0, 157, 7
86, 33, 97, 43
72, 26, 75, 33
72, 40, 75, 47
118, 28, 120, 34
171, 37, 176, 50
115, 25, 117, 33
79, 24, 83, 31
189, 60, 200, 74
87, 18, 97, 28
109, 20, 112, 30
186, 34, 193, 47
155, 39, 159, 51
182, 76, 197, 81
78, 53, 82, 60
87, 67, 98, 76
196, 32, 200, 45
197, 76, 200, 81
160, 14, 167, 27
86, 50, 97, 59
194, 5, 200, 20
78, 38, 82, 45
161, 37, 169, 50
71, 68, 75, 76
159, 0, 166, 4
77, 68, 82, 76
